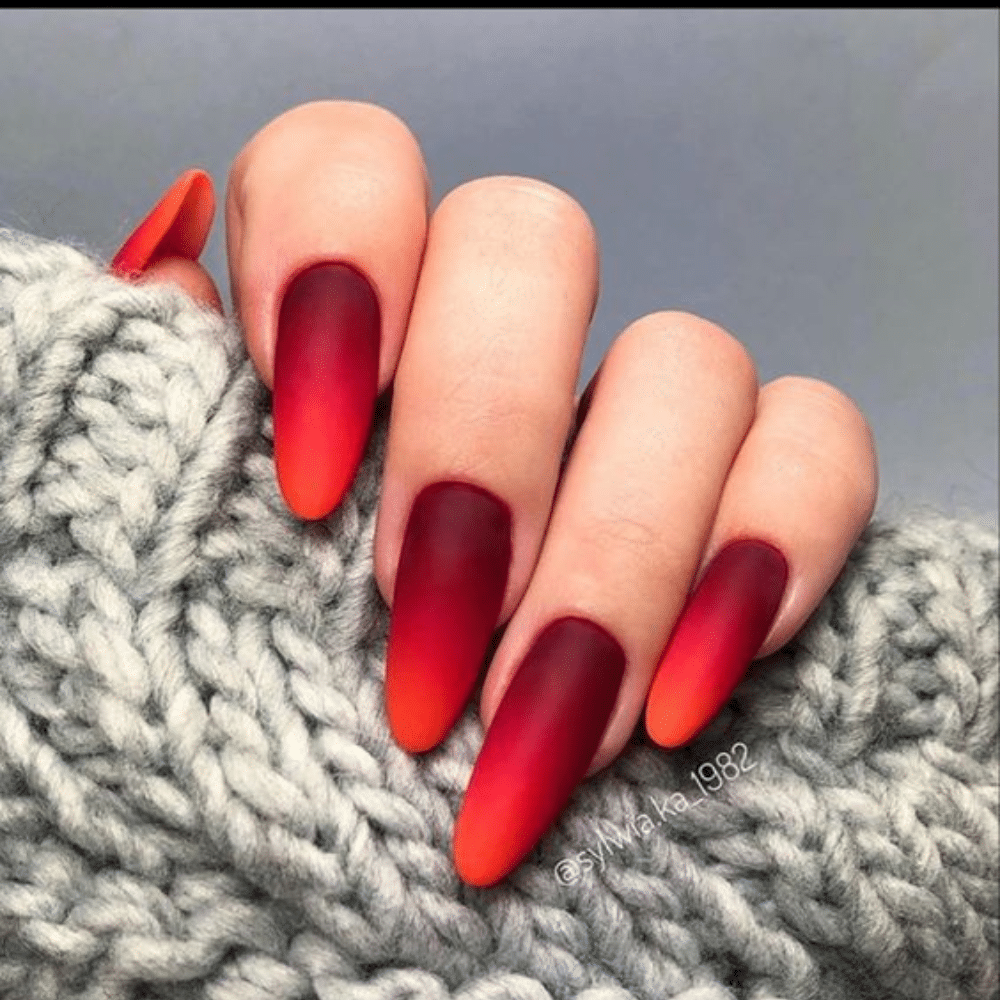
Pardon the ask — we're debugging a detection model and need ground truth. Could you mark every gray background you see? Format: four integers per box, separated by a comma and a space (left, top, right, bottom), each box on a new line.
1, 10, 996, 524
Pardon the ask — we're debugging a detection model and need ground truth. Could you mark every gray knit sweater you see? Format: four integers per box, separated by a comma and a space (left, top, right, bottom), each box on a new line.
0, 229, 996, 1000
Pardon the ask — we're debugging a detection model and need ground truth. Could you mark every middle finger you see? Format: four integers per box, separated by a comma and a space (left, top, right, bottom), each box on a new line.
376, 175, 599, 755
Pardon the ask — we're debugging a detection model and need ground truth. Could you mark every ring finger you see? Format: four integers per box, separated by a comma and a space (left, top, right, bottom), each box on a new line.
452, 311, 759, 886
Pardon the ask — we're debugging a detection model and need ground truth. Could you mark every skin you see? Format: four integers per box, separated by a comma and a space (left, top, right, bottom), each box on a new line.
127, 98, 878, 790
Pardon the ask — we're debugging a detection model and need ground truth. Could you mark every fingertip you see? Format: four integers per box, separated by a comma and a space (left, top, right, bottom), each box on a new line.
223, 102, 429, 392
111, 168, 215, 278
138, 257, 224, 314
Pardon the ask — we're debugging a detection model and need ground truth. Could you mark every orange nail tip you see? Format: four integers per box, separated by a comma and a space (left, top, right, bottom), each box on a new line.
644, 709, 699, 750
386, 647, 458, 753
452, 816, 504, 888
387, 704, 450, 755
278, 479, 346, 522
111, 168, 215, 279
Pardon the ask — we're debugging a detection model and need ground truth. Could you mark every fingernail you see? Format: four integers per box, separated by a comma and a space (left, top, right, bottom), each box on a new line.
273, 263, 380, 520
386, 482, 511, 753
110, 168, 214, 278
645, 539, 788, 748
453, 616, 625, 887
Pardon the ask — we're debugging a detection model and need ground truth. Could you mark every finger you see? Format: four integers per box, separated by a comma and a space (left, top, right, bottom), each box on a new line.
225, 101, 429, 519
138, 257, 224, 313
452, 312, 758, 886
111, 168, 215, 278
645, 375, 878, 748
376, 176, 599, 755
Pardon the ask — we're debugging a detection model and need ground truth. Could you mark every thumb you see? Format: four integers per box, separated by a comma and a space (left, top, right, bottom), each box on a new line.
111, 168, 222, 312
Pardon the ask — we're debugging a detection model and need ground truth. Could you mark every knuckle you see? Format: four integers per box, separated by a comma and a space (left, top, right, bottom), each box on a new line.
581, 502, 665, 569
765, 376, 874, 447
443, 176, 596, 244
324, 100, 419, 140
761, 376, 878, 509
226, 101, 426, 221
263, 100, 418, 146
766, 374, 858, 412
607, 311, 758, 397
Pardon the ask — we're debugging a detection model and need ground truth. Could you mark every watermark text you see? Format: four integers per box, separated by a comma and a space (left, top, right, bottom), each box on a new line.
553, 741, 756, 885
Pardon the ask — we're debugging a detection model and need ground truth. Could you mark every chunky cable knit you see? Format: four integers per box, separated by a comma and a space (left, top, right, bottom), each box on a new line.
0, 228, 996, 1000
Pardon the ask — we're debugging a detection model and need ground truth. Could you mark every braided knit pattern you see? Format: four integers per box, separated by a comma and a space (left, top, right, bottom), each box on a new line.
0, 229, 996, 1000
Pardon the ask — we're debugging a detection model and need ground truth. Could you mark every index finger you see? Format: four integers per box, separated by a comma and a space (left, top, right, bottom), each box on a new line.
226, 101, 429, 518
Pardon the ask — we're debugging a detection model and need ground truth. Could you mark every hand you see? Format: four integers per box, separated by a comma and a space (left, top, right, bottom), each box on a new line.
111, 101, 878, 887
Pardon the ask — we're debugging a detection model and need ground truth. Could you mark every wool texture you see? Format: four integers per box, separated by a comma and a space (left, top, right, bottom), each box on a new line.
0, 228, 996, 1000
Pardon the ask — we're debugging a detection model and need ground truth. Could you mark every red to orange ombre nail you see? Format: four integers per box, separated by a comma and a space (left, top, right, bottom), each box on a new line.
453, 617, 625, 887
645, 539, 788, 749
110, 168, 214, 278
272, 263, 380, 521
386, 481, 511, 753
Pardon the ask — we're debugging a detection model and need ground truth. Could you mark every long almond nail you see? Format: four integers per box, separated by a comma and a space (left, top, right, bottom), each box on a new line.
453, 616, 625, 887
273, 263, 380, 520
646, 539, 788, 749
386, 482, 511, 753
110, 168, 214, 278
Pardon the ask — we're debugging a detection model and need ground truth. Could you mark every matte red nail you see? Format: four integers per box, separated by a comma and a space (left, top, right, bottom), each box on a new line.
453, 616, 625, 887
386, 482, 512, 753
110, 168, 214, 278
272, 263, 380, 520
645, 539, 788, 748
